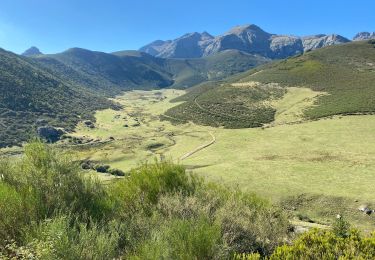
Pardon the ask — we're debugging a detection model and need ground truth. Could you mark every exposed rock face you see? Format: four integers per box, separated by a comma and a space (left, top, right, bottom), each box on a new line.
140, 32, 214, 58
204, 24, 272, 56
353, 32, 375, 41
139, 40, 171, 56
270, 35, 303, 58
22, 46, 43, 56
302, 34, 350, 52
140, 24, 350, 59
37, 126, 65, 143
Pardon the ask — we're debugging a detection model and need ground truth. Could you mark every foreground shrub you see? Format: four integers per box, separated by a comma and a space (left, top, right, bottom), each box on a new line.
7, 215, 120, 260
110, 161, 201, 218
130, 216, 221, 260
270, 229, 375, 260
0, 140, 113, 224
0, 182, 36, 246
216, 191, 289, 256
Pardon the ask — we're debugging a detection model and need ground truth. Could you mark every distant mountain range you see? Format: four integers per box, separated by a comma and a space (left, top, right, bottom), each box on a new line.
140, 24, 351, 59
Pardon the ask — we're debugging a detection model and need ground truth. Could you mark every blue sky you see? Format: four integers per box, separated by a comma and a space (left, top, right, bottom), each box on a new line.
0, 0, 374, 54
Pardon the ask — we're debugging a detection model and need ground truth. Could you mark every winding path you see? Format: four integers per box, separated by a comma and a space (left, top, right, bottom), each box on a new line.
180, 132, 216, 161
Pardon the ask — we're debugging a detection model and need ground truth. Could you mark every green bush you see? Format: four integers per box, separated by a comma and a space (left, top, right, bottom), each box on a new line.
94, 164, 110, 173
269, 229, 375, 260
0, 182, 36, 245
215, 191, 289, 256
130, 217, 221, 260
20, 215, 120, 260
110, 161, 200, 217
0, 140, 113, 221
108, 168, 126, 176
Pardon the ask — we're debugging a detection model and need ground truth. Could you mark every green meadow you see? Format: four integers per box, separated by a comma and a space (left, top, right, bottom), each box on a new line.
69, 89, 375, 231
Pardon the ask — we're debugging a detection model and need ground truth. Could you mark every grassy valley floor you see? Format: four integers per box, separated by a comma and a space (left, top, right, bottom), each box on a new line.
68, 89, 375, 232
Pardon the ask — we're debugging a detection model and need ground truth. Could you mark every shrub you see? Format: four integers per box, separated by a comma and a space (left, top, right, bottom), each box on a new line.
110, 161, 200, 218
130, 217, 221, 260
108, 168, 126, 176
94, 164, 110, 173
0, 140, 113, 221
0, 182, 36, 245
269, 229, 375, 259
333, 216, 350, 238
215, 191, 289, 256
18, 215, 120, 260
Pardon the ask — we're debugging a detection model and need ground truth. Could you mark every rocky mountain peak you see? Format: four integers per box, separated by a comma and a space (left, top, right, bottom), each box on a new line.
353, 32, 375, 41
22, 46, 42, 56
227, 24, 264, 34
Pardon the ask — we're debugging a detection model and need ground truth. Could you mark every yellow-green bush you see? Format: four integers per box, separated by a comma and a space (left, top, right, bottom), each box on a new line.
0, 182, 35, 245
270, 229, 375, 260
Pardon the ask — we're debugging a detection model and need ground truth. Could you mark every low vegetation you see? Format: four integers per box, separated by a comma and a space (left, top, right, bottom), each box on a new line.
0, 140, 288, 259
165, 81, 285, 128
1, 140, 374, 259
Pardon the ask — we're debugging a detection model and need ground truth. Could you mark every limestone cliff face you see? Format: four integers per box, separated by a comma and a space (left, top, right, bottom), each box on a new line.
140, 24, 350, 59
302, 34, 350, 52
353, 32, 375, 41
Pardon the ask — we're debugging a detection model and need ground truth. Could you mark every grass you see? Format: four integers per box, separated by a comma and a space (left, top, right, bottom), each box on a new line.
67, 89, 375, 232
268, 87, 326, 125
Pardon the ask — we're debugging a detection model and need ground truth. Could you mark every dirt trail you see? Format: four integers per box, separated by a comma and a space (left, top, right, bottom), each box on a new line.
290, 220, 331, 230
180, 132, 216, 160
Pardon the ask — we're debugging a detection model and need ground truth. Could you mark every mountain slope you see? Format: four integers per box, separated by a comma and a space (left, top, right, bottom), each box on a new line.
164, 40, 375, 128
35, 47, 269, 92
164, 50, 270, 88
0, 48, 114, 147
140, 24, 350, 59
35, 48, 173, 95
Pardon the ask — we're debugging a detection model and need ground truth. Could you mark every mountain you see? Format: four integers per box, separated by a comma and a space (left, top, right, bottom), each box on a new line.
353, 32, 375, 41
33, 47, 269, 93
22, 46, 43, 56
0, 48, 115, 148
302, 34, 350, 52
35, 48, 174, 95
164, 40, 375, 128
140, 24, 350, 59
140, 32, 214, 58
